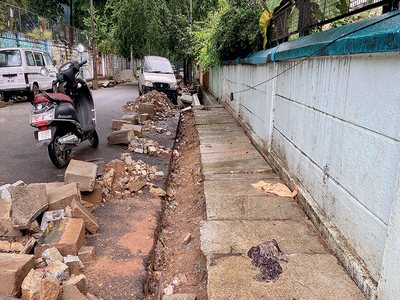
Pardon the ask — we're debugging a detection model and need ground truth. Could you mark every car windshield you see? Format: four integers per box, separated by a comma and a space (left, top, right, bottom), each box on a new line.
0, 50, 22, 67
144, 58, 173, 74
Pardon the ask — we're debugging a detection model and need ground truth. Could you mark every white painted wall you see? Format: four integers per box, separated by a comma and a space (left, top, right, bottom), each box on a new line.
208, 52, 400, 294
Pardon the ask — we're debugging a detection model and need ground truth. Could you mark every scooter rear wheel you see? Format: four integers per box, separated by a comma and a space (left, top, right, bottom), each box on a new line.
48, 136, 71, 168
89, 129, 99, 148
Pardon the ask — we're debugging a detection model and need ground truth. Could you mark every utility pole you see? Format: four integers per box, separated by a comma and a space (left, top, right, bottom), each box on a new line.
90, 0, 98, 90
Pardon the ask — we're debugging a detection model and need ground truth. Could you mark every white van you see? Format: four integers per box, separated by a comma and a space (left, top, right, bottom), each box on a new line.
0, 48, 57, 102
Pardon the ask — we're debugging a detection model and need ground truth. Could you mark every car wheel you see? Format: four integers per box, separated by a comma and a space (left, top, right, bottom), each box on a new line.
29, 83, 39, 103
2, 93, 11, 102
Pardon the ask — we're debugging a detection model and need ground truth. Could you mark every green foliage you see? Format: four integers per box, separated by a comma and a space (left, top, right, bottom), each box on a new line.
193, 0, 264, 69
27, 0, 70, 22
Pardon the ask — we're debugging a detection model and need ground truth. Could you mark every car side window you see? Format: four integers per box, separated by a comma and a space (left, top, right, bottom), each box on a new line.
43, 53, 52, 66
33, 52, 45, 67
25, 51, 35, 66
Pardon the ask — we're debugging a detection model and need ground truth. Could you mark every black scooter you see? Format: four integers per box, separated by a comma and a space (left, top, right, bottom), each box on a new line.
29, 60, 98, 168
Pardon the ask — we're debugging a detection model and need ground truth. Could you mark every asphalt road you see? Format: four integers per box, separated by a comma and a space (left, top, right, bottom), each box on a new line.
0, 82, 139, 185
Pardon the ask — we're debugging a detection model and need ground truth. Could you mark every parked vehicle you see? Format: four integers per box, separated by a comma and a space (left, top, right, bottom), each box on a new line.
0, 48, 57, 102
138, 56, 178, 104
29, 52, 98, 168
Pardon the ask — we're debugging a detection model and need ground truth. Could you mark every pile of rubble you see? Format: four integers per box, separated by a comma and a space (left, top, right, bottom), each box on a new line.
123, 90, 175, 118
98, 154, 167, 201
0, 159, 103, 299
113, 69, 135, 84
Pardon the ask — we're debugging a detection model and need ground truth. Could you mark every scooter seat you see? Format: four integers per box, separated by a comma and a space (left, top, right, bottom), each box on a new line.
34, 93, 75, 107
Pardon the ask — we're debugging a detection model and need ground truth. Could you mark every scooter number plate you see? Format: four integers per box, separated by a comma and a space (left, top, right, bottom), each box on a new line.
38, 129, 51, 141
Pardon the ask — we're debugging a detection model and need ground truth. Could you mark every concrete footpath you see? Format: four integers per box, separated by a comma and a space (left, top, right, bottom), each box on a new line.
194, 96, 366, 299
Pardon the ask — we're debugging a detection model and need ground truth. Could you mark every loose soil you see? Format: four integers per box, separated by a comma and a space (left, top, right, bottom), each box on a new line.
147, 109, 208, 299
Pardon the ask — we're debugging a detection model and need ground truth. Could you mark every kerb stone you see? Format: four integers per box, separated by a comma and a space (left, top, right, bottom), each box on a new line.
35, 218, 85, 258
138, 103, 155, 118
64, 274, 86, 293
0, 253, 35, 297
120, 124, 142, 137
9, 183, 48, 230
78, 246, 95, 263
47, 182, 81, 211
112, 119, 132, 131
65, 160, 98, 192
61, 285, 86, 300
121, 114, 137, 124
71, 199, 99, 234
107, 130, 134, 145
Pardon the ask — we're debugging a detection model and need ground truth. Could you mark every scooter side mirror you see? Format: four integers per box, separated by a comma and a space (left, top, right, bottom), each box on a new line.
40, 67, 49, 77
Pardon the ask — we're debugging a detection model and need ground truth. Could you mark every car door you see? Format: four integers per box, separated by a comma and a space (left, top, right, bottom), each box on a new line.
24, 50, 38, 91
43, 52, 57, 89
33, 51, 47, 89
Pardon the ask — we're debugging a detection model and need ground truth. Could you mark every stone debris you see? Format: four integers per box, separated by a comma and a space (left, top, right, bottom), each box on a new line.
63, 256, 81, 276
9, 183, 48, 230
78, 246, 95, 263
21, 269, 45, 299
107, 129, 135, 145
128, 136, 171, 157
47, 182, 81, 211
40, 275, 61, 300
163, 294, 198, 300
0, 253, 35, 297
113, 69, 135, 83
41, 210, 65, 231
64, 274, 87, 293
42, 247, 63, 265
45, 261, 70, 284
62, 284, 87, 300
0, 197, 21, 237
65, 160, 98, 192
71, 199, 99, 234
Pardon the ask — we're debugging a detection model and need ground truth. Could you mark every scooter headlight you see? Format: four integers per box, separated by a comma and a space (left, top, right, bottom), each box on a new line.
30, 107, 56, 127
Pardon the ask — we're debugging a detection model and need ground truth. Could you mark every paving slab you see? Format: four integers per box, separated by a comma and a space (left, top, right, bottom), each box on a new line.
199, 133, 252, 145
200, 142, 256, 154
196, 123, 244, 134
207, 254, 365, 300
200, 149, 264, 164
200, 220, 330, 255
204, 177, 282, 197
202, 158, 273, 175
206, 195, 307, 221
196, 116, 237, 125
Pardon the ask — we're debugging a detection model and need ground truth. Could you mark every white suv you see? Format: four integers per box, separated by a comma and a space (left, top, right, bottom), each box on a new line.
138, 56, 178, 104
0, 48, 57, 102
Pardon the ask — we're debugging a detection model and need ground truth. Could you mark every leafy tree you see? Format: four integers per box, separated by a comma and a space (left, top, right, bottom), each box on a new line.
27, 0, 70, 22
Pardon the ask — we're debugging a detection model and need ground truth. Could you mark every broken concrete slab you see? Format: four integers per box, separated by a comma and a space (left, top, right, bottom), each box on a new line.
21, 269, 45, 299
47, 182, 81, 211
45, 182, 65, 195
62, 284, 86, 300
78, 246, 95, 263
107, 130, 135, 145
138, 103, 155, 118
65, 160, 98, 192
120, 124, 142, 137
0, 253, 35, 297
45, 261, 69, 283
9, 183, 48, 230
127, 175, 147, 193
35, 218, 85, 258
206, 254, 365, 300
0, 181, 25, 199
41, 210, 65, 231
0, 198, 21, 237
71, 199, 99, 234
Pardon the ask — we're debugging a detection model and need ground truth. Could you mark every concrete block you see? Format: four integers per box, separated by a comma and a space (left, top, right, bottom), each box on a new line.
107, 130, 134, 145
21, 269, 45, 299
63, 256, 81, 276
47, 182, 81, 211
61, 285, 86, 300
81, 184, 103, 209
42, 247, 63, 265
35, 219, 85, 258
64, 274, 86, 293
121, 114, 137, 124
0, 253, 35, 297
40, 276, 61, 300
45, 261, 69, 284
41, 210, 65, 231
9, 183, 48, 230
71, 199, 99, 234
137, 113, 151, 123
127, 175, 147, 193
120, 124, 142, 137
112, 119, 132, 131
78, 246, 95, 263
138, 103, 155, 118
65, 160, 98, 192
